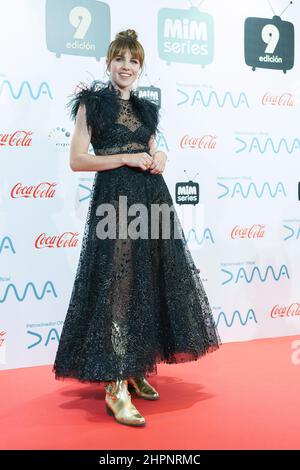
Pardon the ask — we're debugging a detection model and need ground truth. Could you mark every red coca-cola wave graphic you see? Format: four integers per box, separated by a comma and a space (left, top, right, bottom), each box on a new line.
35, 232, 79, 249
10, 182, 57, 199
270, 303, 300, 318
0, 130, 33, 147
231, 224, 265, 239
262, 92, 294, 107
180, 134, 217, 149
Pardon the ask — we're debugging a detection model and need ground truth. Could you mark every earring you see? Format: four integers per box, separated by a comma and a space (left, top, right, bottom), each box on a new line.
137, 72, 142, 91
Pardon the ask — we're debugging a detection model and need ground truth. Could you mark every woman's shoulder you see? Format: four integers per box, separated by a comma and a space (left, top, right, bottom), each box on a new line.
131, 93, 160, 136
66, 80, 111, 122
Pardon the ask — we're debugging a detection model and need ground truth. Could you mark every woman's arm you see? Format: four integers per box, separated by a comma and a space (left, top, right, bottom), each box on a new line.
69, 103, 127, 172
147, 134, 167, 174
148, 134, 157, 157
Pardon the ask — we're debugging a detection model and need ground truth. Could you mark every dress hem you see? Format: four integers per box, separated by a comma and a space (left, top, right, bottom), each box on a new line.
53, 342, 221, 385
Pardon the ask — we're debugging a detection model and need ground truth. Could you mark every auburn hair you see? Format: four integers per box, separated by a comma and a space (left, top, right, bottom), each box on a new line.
106, 29, 145, 71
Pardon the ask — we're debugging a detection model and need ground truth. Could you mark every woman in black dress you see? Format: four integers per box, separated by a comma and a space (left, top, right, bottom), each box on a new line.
53, 29, 221, 427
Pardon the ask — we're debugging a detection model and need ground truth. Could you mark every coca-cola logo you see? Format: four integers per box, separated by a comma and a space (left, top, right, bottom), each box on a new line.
35, 232, 79, 249
0, 131, 33, 147
262, 92, 294, 107
10, 182, 57, 199
231, 224, 265, 239
270, 303, 300, 318
0, 331, 6, 347
180, 134, 217, 149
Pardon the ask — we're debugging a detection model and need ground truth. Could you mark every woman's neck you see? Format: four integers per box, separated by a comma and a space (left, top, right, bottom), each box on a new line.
109, 81, 131, 100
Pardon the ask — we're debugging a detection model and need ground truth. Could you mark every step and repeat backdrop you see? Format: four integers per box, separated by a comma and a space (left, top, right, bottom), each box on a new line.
1, 0, 300, 370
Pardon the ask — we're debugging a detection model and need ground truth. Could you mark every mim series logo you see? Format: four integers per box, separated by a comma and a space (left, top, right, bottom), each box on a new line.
158, 6, 213, 65
0, 80, 53, 100
176, 181, 199, 205
217, 181, 286, 199
138, 86, 161, 108
221, 264, 289, 285
176, 170, 200, 205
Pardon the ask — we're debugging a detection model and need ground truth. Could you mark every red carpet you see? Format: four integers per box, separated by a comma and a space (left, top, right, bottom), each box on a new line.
0, 335, 299, 450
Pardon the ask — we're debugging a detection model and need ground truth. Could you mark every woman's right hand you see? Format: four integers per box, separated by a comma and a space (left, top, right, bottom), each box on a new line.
123, 152, 154, 171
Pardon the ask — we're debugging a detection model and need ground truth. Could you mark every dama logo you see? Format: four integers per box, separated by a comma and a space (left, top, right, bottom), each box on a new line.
0, 237, 16, 255
27, 325, 63, 349
154, 134, 169, 154
262, 92, 294, 106
45, 0, 110, 59
158, 5, 213, 65
138, 86, 161, 108
180, 134, 217, 150
0, 281, 58, 303
217, 181, 286, 199
0, 80, 53, 100
184, 228, 214, 246
48, 127, 71, 150
215, 309, 258, 328
235, 136, 300, 154
283, 223, 300, 240
35, 232, 79, 249
244, 2, 294, 73
177, 87, 249, 108
221, 264, 289, 285
0, 130, 33, 147
78, 182, 93, 203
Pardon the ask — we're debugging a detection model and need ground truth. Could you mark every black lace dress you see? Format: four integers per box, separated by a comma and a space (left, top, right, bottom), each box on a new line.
53, 80, 221, 383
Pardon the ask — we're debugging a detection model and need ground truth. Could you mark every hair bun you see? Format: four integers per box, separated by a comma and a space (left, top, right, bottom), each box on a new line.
116, 29, 138, 41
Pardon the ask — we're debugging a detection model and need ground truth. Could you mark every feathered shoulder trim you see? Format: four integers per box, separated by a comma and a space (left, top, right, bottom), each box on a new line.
66, 80, 160, 139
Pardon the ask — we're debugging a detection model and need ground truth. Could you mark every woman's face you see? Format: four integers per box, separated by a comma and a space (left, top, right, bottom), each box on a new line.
107, 49, 141, 91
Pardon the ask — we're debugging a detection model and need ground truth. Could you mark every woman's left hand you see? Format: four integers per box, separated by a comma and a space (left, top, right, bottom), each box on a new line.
148, 151, 167, 174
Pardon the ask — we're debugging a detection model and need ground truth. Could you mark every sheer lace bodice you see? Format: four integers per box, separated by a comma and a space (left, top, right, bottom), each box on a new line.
93, 98, 150, 156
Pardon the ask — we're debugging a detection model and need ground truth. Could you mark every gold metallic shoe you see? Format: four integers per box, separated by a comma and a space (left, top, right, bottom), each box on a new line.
104, 379, 146, 427
127, 376, 160, 400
